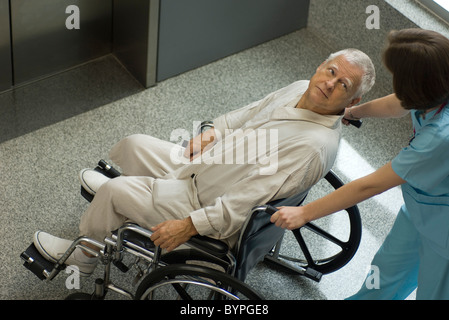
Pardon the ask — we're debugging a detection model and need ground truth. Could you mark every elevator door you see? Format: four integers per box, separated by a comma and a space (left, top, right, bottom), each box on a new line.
11, 0, 112, 85
157, 0, 310, 81
0, 0, 12, 92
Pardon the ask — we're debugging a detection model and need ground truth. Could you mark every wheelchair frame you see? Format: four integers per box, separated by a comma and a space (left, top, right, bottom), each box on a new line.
21, 166, 361, 300
21, 121, 362, 300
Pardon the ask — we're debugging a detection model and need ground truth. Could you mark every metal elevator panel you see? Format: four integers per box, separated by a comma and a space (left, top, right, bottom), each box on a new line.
11, 0, 112, 85
113, 0, 159, 88
157, 0, 310, 81
0, 0, 12, 92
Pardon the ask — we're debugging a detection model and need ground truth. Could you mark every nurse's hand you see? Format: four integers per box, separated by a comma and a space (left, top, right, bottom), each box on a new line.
342, 107, 360, 126
270, 206, 309, 230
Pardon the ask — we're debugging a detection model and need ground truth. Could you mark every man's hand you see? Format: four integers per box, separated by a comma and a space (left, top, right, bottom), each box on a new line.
183, 129, 216, 160
150, 217, 198, 252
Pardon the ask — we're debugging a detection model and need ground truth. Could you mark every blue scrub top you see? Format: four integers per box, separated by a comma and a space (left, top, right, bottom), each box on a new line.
392, 103, 449, 258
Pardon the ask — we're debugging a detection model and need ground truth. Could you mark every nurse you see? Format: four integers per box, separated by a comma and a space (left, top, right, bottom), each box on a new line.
271, 28, 449, 300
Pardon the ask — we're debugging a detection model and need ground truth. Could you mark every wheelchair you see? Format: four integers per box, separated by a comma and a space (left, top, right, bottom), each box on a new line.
21, 122, 362, 300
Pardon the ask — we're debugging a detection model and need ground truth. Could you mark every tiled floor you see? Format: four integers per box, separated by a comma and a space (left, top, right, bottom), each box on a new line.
0, 28, 413, 300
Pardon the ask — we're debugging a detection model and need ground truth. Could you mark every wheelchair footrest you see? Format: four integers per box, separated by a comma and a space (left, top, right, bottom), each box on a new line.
21, 243, 56, 280
80, 160, 121, 203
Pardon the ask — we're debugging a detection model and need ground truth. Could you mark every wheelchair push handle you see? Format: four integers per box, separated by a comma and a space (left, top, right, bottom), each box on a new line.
263, 205, 278, 215
344, 119, 363, 128
250, 205, 278, 216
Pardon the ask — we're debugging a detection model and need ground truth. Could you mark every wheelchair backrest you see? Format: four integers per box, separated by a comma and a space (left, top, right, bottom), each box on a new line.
233, 190, 309, 281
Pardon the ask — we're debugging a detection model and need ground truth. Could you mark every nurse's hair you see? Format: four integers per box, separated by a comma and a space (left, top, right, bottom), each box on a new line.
327, 48, 376, 99
383, 28, 449, 110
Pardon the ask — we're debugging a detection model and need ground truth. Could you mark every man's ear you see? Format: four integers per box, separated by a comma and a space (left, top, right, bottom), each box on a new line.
348, 97, 362, 108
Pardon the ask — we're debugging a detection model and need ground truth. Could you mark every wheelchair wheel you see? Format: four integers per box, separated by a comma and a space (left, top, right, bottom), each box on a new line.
135, 264, 264, 300
268, 171, 362, 276
291, 206, 361, 274
293, 171, 362, 274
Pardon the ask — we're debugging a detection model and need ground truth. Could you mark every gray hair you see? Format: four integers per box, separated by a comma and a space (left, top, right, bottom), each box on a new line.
327, 49, 376, 98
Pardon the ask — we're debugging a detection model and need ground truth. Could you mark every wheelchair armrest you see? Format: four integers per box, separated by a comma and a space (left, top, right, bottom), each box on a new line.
189, 235, 229, 258
114, 223, 230, 260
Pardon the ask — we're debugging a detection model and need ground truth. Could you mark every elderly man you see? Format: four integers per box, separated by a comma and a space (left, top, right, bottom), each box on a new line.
34, 49, 375, 276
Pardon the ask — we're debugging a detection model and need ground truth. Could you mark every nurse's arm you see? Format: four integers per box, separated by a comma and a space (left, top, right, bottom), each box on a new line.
271, 162, 406, 230
345, 94, 409, 120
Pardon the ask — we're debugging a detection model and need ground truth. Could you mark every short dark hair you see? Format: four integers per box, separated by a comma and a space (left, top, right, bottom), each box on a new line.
383, 28, 449, 110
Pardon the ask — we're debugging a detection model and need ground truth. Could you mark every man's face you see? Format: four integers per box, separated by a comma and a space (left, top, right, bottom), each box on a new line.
306, 56, 363, 115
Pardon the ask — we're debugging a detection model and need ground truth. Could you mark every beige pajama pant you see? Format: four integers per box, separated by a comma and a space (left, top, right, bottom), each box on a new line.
78, 134, 189, 242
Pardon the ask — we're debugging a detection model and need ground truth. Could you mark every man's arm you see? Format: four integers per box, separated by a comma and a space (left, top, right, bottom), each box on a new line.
184, 82, 308, 160
183, 128, 216, 160
213, 81, 308, 133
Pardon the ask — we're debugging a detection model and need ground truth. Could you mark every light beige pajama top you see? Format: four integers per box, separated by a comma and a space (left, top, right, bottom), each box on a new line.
79, 80, 342, 248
